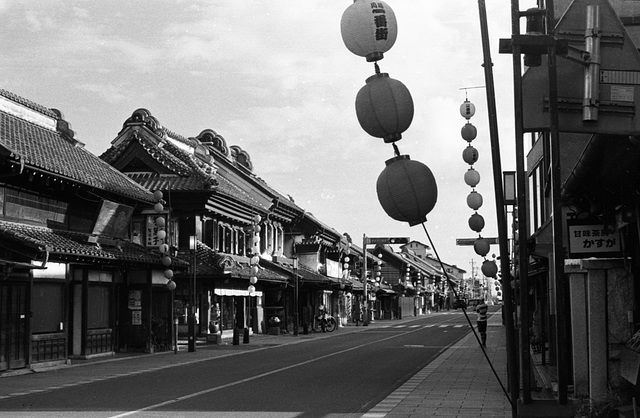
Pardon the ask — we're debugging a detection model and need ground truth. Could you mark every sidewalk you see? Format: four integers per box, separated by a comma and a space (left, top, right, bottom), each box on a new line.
363, 310, 514, 418
0, 310, 515, 417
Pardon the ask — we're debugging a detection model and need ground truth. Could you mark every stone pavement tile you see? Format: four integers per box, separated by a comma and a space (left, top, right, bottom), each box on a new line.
364, 310, 513, 418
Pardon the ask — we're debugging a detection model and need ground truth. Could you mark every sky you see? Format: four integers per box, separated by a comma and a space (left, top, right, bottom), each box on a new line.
0, 0, 537, 277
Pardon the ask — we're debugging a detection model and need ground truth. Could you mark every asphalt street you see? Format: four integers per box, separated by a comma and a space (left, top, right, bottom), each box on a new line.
0, 310, 479, 417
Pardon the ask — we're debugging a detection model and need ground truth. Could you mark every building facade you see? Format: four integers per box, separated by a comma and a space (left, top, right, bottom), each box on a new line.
0, 90, 179, 373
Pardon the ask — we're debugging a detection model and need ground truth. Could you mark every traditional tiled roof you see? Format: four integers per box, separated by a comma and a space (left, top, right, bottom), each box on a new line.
0, 92, 154, 203
175, 241, 288, 283
400, 251, 443, 277
102, 116, 266, 214
231, 258, 289, 284
296, 264, 332, 285
126, 173, 208, 193
0, 220, 172, 267
0, 89, 58, 119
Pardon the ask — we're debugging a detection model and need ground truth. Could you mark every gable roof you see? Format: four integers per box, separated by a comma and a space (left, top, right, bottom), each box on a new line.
101, 110, 273, 222
0, 89, 154, 203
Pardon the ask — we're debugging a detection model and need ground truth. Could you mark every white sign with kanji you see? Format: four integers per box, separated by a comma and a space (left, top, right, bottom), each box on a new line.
568, 224, 621, 257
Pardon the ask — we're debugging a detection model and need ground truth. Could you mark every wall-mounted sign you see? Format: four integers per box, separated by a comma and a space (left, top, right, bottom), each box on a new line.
567, 222, 622, 258
365, 237, 409, 245
131, 310, 142, 326
128, 289, 142, 310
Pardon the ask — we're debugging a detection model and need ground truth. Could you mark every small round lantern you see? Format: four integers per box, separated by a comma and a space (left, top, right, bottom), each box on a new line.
460, 99, 476, 119
464, 168, 481, 187
154, 202, 164, 212
340, 0, 398, 62
153, 190, 163, 201
461, 123, 477, 142
156, 217, 166, 228
468, 213, 485, 232
462, 146, 479, 165
163, 269, 174, 279
161, 255, 172, 267
356, 73, 414, 143
166, 280, 176, 291
250, 276, 258, 285
474, 237, 490, 257
467, 191, 483, 210
481, 259, 498, 277
376, 155, 438, 226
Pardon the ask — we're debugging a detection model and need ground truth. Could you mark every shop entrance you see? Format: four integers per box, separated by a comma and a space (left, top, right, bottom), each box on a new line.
0, 283, 28, 370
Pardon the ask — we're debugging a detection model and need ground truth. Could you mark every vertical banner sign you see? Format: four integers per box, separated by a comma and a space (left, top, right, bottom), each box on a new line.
146, 215, 164, 247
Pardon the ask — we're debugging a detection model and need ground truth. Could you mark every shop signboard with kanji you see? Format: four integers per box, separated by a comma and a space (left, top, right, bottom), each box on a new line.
567, 222, 622, 258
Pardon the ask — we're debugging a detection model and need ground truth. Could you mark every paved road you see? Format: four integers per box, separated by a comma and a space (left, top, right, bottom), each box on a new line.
0, 311, 478, 417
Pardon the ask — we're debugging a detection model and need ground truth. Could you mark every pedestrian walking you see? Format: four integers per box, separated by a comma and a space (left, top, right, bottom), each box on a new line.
475, 298, 489, 346
353, 301, 363, 326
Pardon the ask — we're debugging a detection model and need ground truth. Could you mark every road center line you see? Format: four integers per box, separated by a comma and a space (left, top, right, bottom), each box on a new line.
110, 326, 464, 418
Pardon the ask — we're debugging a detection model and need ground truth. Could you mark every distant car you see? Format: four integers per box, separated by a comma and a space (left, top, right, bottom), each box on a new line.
453, 299, 467, 309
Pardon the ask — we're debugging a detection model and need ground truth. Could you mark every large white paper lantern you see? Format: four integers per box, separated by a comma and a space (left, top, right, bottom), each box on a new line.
341, 0, 398, 62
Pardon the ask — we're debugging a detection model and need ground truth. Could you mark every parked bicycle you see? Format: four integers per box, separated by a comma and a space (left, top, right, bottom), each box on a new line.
317, 312, 337, 332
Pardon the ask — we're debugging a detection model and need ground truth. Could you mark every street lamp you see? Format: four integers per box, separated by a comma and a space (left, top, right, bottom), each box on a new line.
188, 235, 197, 352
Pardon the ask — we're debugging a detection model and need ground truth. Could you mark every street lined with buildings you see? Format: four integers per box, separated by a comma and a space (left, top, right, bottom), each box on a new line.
0, 308, 510, 417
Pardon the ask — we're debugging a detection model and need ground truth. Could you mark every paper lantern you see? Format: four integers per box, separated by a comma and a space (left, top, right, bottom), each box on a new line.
163, 269, 174, 279
376, 155, 438, 226
153, 190, 163, 201
462, 146, 479, 165
464, 168, 481, 187
156, 216, 166, 228
248, 285, 256, 294
460, 99, 476, 119
474, 237, 490, 257
467, 191, 483, 210
154, 202, 164, 212
482, 259, 498, 277
250, 276, 258, 285
157, 230, 166, 241
161, 256, 172, 267
166, 280, 176, 291
340, 0, 397, 62
469, 213, 485, 232
356, 73, 414, 143
461, 123, 477, 142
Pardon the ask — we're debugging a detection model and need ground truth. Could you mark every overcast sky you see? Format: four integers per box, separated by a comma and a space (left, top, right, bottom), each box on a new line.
0, 1, 537, 276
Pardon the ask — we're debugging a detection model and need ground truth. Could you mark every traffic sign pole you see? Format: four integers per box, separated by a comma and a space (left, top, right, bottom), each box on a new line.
362, 234, 368, 326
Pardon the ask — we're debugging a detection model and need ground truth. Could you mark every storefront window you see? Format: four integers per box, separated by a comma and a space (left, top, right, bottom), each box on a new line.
87, 286, 111, 329
31, 283, 64, 334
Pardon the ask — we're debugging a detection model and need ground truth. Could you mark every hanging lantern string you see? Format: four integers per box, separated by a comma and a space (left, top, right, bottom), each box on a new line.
419, 221, 514, 409
392, 142, 401, 157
